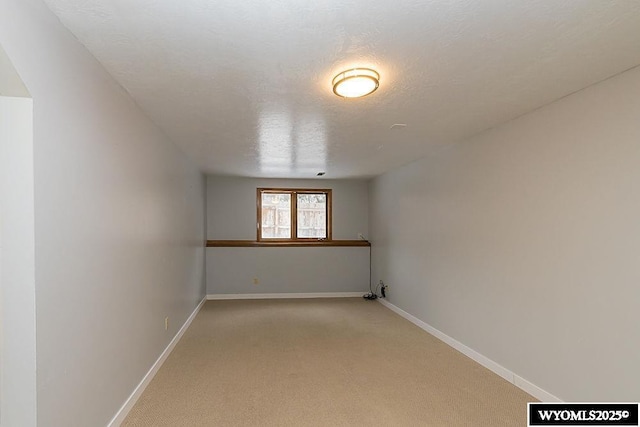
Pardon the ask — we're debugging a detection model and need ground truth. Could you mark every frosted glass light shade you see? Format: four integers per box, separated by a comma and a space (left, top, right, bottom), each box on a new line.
332, 68, 379, 98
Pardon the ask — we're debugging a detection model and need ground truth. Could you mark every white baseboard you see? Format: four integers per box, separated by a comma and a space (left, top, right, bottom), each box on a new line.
207, 292, 364, 300
377, 298, 561, 403
514, 374, 562, 403
108, 296, 207, 427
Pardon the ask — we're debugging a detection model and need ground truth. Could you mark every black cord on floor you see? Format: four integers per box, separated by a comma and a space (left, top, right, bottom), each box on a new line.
364, 282, 382, 300
363, 245, 378, 300
363, 293, 378, 300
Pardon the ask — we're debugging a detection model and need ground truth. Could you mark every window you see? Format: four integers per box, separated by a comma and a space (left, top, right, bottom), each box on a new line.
257, 188, 332, 241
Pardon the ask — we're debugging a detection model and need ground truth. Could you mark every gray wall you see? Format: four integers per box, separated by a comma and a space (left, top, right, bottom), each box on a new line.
207, 176, 369, 294
207, 176, 369, 240
0, 1, 206, 425
369, 66, 640, 401
1, 95, 36, 427
0, 44, 29, 97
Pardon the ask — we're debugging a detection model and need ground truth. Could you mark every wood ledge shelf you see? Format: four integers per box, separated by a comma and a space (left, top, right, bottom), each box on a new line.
207, 240, 370, 248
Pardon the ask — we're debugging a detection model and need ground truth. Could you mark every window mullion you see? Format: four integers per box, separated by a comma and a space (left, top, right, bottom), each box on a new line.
291, 191, 297, 240
326, 191, 331, 240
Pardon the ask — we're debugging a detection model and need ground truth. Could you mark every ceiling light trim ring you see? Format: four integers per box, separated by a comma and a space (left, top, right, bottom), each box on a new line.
332, 68, 380, 98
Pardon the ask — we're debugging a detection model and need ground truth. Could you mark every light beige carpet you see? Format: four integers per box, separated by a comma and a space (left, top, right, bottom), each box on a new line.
122, 298, 534, 426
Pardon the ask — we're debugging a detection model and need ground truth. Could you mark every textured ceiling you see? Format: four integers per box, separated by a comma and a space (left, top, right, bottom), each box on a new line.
45, 0, 640, 178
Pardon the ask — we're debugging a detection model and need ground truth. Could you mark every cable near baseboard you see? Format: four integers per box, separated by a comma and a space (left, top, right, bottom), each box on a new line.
363, 245, 376, 299
363, 244, 376, 299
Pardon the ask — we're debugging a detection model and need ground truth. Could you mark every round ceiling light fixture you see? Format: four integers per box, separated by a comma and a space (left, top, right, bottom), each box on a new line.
332, 68, 380, 98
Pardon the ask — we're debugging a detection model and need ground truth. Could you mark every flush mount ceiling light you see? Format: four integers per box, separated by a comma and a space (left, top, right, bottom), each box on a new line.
332, 68, 380, 98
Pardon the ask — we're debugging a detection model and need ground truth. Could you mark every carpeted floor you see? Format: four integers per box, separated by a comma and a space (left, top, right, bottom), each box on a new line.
122, 298, 534, 426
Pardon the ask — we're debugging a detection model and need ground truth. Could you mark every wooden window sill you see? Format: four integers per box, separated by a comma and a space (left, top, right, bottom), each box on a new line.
206, 240, 370, 248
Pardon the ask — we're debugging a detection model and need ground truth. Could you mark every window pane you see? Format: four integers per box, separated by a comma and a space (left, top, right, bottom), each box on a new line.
261, 193, 291, 239
297, 193, 327, 238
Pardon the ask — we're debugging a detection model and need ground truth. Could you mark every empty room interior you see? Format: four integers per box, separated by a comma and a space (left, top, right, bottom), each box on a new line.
2, 0, 640, 426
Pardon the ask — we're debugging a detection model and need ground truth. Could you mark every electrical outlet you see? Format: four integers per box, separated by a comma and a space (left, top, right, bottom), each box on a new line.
253, 277, 259, 285
165, 317, 169, 331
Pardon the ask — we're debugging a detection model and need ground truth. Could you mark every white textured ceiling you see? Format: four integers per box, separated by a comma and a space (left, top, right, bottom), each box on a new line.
45, 0, 640, 178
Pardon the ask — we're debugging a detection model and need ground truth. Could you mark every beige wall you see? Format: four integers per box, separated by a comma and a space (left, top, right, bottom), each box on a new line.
369, 66, 640, 401
206, 176, 369, 294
